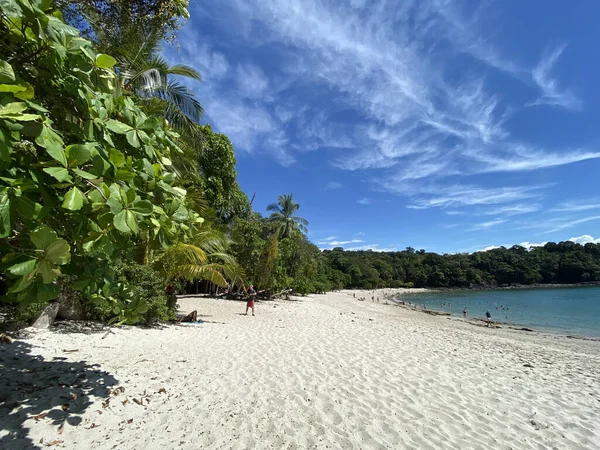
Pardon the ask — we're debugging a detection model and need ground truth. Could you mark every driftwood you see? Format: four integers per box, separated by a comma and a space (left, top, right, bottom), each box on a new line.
32, 303, 59, 329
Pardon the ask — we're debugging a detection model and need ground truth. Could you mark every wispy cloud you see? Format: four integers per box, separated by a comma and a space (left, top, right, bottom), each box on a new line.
551, 201, 600, 213
468, 218, 507, 231
174, 1, 591, 214
466, 146, 600, 173
481, 203, 540, 216
544, 215, 600, 234
357, 198, 371, 205
317, 238, 365, 246
528, 44, 582, 110
325, 182, 342, 190
405, 184, 544, 209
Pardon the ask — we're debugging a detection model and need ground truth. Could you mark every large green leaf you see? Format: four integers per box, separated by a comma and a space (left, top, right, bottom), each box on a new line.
38, 260, 59, 283
113, 209, 130, 233
66, 144, 92, 167
45, 239, 71, 264
7, 259, 36, 276
46, 140, 67, 167
14, 82, 34, 100
8, 274, 35, 294
125, 210, 139, 233
132, 200, 153, 215
62, 186, 85, 210
109, 148, 125, 167
0, 190, 10, 238
0, 84, 27, 95
106, 196, 123, 214
0, 60, 15, 83
95, 53, 117, 69
36, 282, 60, 302
43, 167, 70, 182
36, 124, 67, 167
106, 119, 132, 134
72, 168, 98, 179
15, 196, 42, 219
126, 130, 139, 148
31, 225, 58, 250
0, 102, 27, 117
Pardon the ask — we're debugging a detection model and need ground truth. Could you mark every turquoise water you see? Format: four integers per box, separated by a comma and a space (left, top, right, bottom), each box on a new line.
398, 287, 600, 338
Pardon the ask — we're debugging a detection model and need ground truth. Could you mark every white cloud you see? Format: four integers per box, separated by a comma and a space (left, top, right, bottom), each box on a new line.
476, 241, 547, 252
468, 218, 507, 231
466, 145, 600, 173
528, 45, 582, 110
551, 202, 600, 213
324, 182, 342, 190
344, 244, 398, 252
357, 198, 371, 205
175, 1, 591, 210
544, 215, 600, 234
236, 63, 269, 99
405, 184, 543, 209
518, 241, 548, 249
481, 204, 540, 216
569, 235, 600, 245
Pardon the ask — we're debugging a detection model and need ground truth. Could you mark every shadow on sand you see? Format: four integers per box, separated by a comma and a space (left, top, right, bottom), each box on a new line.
0, 338, 119, 450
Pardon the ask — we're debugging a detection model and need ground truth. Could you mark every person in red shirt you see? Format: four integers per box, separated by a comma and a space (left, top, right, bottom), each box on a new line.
245, 285, 257, 316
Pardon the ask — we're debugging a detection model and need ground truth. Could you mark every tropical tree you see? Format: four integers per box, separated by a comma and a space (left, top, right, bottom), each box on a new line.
58, 0, 190, 52
0, 0, 202, 323
267, 194, 308, 238
196, 125, 250, 221
115, 39, 204, 137
155, 227, 245, 289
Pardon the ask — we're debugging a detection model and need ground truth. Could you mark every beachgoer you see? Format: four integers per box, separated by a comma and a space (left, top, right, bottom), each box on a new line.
485, 310, 492, 327
245, 285, 257, 316
176, 310, 198, 323
463, 307, 467, 318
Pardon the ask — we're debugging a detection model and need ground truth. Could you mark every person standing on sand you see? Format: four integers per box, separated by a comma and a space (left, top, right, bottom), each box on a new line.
486, 310, 492, 327
245, 285, 257, 316
463, 307, 467, 318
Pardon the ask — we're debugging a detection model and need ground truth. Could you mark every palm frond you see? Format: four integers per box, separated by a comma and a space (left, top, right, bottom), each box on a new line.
149, 81, 203, 122
295, 217, 309, 226
167, 64, 202, 80
177, 264, 228, 287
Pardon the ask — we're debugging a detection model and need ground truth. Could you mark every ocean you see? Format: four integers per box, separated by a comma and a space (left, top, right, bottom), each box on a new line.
398, 286, 600, 338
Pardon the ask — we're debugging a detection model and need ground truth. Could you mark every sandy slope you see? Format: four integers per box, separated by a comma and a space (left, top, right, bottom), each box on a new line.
1, 288, 599, 449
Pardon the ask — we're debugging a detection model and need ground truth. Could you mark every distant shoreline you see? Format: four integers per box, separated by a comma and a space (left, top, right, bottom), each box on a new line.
428, 281, 600, 292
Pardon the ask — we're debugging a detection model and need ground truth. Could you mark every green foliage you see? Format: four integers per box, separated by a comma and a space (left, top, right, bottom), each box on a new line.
154, 226, 245, 289
197, 125, 249, 221
267, 194, 308, 238
58, 0, 190, 52
107, 259, 175, 323
320, 243, 600, 289
0, 1, 201, 323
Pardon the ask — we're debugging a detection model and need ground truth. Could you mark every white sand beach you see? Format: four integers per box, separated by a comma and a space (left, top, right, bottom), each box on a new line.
1, 288, 599, 449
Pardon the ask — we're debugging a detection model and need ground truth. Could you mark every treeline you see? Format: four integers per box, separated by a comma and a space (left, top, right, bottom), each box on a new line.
317, 242, 600, 290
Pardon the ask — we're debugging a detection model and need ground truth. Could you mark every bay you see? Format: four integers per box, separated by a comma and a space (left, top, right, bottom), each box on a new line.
399, 286, 600, 338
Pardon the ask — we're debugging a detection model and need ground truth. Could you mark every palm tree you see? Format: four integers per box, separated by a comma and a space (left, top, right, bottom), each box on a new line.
267, 194, 309, 238
154, 228, 245, 289
116, 37, 204, 137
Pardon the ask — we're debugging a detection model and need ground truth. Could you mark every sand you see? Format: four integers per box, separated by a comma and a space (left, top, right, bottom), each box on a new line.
1, 288, 599, 449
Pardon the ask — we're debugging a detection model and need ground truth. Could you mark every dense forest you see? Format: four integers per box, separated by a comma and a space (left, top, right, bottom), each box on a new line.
1, 1, 599, 328
318, 242, 600, 290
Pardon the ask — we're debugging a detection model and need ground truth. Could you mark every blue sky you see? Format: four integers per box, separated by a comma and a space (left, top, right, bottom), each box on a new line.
165, 0, 600, 253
